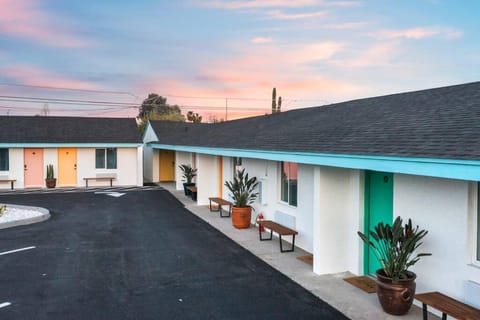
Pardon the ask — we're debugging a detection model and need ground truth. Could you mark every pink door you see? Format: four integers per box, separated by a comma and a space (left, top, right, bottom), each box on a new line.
24, 149, 44, 187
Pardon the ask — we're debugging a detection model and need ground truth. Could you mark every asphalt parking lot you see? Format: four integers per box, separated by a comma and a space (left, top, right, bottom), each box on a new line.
0, 189, 348, 319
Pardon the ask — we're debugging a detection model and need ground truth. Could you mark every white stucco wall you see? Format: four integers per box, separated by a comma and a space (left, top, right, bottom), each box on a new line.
143, 146, 154, 182
197, 154, 219, 205
142, 124, 159, 183
77, 147, 140, 187
394, 174, 480, 303
222, 158, 315, 253
0, 148, 24, 189
175, 152, 193, 190
314, 167, 363, 275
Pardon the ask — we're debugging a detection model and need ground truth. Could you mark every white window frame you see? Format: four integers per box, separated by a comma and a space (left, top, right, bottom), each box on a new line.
279, 161, 298, 207
95, 148, 117, 170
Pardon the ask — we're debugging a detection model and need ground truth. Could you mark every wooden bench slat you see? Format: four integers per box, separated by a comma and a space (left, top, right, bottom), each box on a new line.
208, 197, 232, 217
416, 291, 480, 320
0, 179, 16, 190
257, 220, 298, 252
258, 220, 298, 235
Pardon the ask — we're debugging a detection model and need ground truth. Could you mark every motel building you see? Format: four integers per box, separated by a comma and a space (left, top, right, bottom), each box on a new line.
144, 81, 480, 309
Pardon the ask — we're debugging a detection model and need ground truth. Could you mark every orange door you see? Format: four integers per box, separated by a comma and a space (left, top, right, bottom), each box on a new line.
159, 150, 175, 181
24, 149, 44, 187
58, 148, 77, 186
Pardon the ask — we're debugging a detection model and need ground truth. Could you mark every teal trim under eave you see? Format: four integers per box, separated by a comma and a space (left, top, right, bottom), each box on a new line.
149, 144, 480, 181
0, 143, 142, 148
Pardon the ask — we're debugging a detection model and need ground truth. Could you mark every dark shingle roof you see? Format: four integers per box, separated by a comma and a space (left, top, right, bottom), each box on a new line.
150, 81, 480, 160
0, 116, 142, 144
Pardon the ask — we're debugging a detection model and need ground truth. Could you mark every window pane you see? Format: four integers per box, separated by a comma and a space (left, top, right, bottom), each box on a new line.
281, 162, 289, 202
106, 148, 117, 169
0, 149, 8, 171
95, 149, 105, 169
289, 163, 298, 206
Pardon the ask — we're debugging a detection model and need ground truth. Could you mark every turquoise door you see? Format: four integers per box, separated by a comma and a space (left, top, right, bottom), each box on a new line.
364, 171, 393, 275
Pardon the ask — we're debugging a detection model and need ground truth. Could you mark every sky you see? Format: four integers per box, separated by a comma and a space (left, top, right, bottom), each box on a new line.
0, 0, 479, 120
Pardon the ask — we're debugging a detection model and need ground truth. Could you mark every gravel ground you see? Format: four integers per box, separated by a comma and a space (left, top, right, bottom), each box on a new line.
0, 204, 47, 227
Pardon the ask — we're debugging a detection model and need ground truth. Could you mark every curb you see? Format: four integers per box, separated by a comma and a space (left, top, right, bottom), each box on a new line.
0, 204, 50, 230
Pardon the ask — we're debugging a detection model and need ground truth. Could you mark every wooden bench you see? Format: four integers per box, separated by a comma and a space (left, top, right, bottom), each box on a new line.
208, 197, 232, 217
415, 291, 480, 320
257, 220, 298, 252
83, 175, 116, 188
188, 186, 197, 201
0, 178, 16, 190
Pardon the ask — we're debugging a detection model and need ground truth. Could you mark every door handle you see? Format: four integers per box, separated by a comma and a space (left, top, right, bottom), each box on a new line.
24, 165, 27, 171
74, 164, 77, 170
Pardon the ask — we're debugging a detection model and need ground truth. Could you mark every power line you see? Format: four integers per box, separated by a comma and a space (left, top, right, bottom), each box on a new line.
0, 83, 138, 98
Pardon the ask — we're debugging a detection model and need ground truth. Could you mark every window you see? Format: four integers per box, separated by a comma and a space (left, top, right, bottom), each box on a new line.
280, 161, 297, 206
0, 149, 8, 171
95, 148, 117, 169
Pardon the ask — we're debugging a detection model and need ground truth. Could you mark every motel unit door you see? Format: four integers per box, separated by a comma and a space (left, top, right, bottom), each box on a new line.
364, 171, 393, 275
58, 148, 77, 186
24, 148, 44, 188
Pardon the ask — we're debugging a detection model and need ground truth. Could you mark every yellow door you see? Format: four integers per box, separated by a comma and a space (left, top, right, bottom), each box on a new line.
58, 148, 77, 186
159, 150, 175, 181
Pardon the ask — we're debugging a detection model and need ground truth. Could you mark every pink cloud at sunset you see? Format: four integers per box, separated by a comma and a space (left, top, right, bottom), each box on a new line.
0, 0, 89, 48
199, 0, 360, 9
372, 27, 464, 40
251, 37, 273, 44
2, 65, 99, 90
266, 10, 327, 20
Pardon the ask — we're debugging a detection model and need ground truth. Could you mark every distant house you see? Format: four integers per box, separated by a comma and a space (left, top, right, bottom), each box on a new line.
144, 81, 480, 307
0, 116, 143, 188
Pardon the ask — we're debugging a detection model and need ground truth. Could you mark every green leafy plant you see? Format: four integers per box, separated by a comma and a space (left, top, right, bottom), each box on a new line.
358, 216, 431, 282
224, 168, 259, 208
46, 164, 55, 179
178, 164, 197, 184
0, 204, 6, 217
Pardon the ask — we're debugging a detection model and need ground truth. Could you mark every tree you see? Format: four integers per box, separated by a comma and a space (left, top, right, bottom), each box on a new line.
186, 111, 202, 123
137, 93, 185, 133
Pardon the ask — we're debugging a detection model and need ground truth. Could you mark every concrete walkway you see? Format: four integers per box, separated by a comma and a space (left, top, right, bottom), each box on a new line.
161, 183, 439, 320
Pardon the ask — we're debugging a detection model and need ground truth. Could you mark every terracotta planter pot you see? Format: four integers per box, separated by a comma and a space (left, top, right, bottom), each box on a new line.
45, 178, 56, 189
231, 206, 252, 229
375, 269, 416, 315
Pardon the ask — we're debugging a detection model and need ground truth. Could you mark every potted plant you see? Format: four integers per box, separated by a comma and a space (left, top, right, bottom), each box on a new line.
358, 216, 431, 315
45, 164, 56, 188
224, 168, 259, 229
179, 164, 197, 196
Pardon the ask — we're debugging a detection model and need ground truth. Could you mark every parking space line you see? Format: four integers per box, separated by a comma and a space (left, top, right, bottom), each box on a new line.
0, 246, 36, 256
0, 302, 11, 308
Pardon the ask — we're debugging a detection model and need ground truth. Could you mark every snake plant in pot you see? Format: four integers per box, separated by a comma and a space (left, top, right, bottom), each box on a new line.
179, 164, 197, 196
358, 216, 431, 315
45, 164, 56, 188
224, 168, 259, 229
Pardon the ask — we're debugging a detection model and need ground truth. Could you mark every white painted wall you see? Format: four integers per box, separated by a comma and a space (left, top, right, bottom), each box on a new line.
77, 148, 140, 187
175, 152, 193, 190
143, 146, 154, 182
394, 174, 480, 303
197, 154, 218, 205
314, 167, 363, 275
0, 148, 24, 189
221, 157, 315, 253
142, 123, 159, 182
